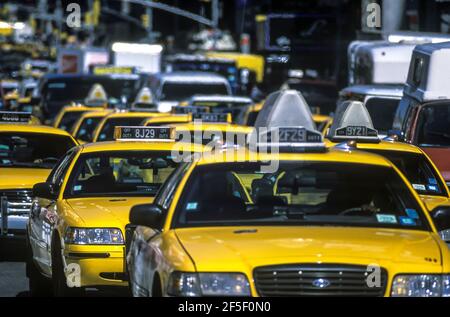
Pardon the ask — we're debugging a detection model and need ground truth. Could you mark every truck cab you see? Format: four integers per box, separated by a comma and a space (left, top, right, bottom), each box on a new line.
392, 42, 450, 188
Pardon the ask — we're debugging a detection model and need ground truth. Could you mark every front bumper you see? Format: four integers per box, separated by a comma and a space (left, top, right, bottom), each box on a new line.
63, 244, 128, 288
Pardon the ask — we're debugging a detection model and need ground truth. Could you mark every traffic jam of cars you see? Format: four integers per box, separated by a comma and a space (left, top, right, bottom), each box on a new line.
0, 1, 450, 300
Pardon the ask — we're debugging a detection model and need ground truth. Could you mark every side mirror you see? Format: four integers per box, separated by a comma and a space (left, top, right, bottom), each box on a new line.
432, 206, 450, 243
387, 129, 405, 142
33, 182, 57, 200
129, 204, 164, 229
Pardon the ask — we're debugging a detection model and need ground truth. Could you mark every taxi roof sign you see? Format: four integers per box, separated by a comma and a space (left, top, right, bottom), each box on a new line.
190, 113, 232, 123
114, 126, 175, 142
254, 90, 316, 130
92, 65, 136, 75
133, 87, 155, 108
85, 83, 108, 107
172, 105, 209, 115
0, 111, 32, 124
250, 90, 325, 152
328, 101, 380, 143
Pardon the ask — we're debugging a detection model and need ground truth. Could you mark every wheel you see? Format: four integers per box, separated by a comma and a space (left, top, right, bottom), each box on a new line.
26, 239, 52, 297
51, 238, 84, 297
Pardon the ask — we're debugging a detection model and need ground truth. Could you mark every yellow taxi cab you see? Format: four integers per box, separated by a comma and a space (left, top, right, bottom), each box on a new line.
71, 110, 113, 144
126, 90, 450, 297
0, 112, 77, 241
53, 84, 109, 132
26, 125, 209, 296
325, 101, 450, 214
92, 111, 166, 142
171, 112, 254, 147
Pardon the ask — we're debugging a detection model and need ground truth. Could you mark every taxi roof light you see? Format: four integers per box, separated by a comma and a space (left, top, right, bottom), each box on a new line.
0, 111, 32, 124
132, 87, 156, 110
249, 90, 326, 153
85, 83, 108, 107
114, 126, 175, 142
328, 101, 380, 143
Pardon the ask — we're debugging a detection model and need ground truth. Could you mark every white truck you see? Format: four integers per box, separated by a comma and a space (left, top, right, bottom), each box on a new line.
111, 42, 162, 74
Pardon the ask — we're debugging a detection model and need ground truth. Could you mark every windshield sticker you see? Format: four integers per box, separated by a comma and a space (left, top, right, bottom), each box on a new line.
426, 185, 439, 192
405, 208, 419, 219
399, 216, 416, 226
376, 214, 397, 224
412, 184, 426, 191
186, 202, 198, 211
429, 178, 438, 185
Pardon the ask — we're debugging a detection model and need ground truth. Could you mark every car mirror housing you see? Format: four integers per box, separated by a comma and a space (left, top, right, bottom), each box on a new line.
432, 206, 450, 243
129, 204, 164, 229
33, 182, 57, 200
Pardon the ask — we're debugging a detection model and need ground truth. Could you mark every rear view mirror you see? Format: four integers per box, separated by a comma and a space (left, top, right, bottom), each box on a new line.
33, 182, 57, 200
129, 204, 164, 229
432, 206, 450, 243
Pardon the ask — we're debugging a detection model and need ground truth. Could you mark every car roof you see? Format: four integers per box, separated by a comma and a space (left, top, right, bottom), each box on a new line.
0, 123, 75, 137
189, 95, 253, 103
158, 71, 229, 84
144, 114, 190, 125
196, 147, 393, 167
103, 111, 165, 119
79, 140, 208, 154
340, 85, 404, 98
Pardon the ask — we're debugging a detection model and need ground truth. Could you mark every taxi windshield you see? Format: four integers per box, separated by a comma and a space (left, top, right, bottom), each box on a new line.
365, 98, 399, 135
0, 132, 75, 169
173, 162, 428, 231
417, 103, 450, 147
65, 151, 178, 198
75, 117, 103, 142
365, 150, 445, 196
97, 117, 151, 142
160, 83, 229, 101
58, 111, 88, 132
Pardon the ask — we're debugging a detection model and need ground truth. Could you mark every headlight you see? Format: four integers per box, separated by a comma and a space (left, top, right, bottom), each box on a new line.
65, 227, 124, 245
167, 272, 251, 297
391, 275, 450, 297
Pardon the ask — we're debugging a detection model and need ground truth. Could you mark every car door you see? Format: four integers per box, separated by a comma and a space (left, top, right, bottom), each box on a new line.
29, 149, 78, 274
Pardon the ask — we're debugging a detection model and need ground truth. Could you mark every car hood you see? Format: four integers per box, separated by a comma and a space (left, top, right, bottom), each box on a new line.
175, 227, 442, 272
65, 197, 153, 228
421, 147, 450, 182
0, 168, 51, 190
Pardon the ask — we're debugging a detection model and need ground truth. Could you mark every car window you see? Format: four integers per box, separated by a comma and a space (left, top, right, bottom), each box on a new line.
416, 103, 450, 147
365, 97, 400, 134
64, 151, 178, 198
173, 162, 429, 231
365, 150, 446, 197
0, 132, 76, 169
47, 149, 78, 195
75, 117, 103, 142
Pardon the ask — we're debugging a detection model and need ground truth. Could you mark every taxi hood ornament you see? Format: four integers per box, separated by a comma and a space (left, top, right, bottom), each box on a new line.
328, 100, 380, 143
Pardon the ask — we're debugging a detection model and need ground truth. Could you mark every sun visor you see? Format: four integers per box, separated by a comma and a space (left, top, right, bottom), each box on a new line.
254, 90, 316, 130
328, 101, 380, 143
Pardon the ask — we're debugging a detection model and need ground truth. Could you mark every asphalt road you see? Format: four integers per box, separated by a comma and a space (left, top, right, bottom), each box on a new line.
0, 239, 129, 297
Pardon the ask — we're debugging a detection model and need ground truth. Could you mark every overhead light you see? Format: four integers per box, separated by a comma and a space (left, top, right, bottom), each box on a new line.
111, 42, 163, 54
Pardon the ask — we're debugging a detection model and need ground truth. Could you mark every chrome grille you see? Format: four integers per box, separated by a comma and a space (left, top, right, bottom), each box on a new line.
0, 190, 33, 215
254, 264, 387, 297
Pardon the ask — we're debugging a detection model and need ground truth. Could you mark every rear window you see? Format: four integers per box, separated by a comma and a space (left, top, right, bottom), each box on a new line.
160, 82, 229, 101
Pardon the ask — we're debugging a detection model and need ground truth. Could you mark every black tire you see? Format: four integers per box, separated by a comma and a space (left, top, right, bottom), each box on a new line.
51, 238, 84, 297
26, 239, 53, 297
